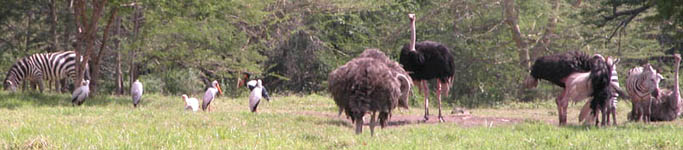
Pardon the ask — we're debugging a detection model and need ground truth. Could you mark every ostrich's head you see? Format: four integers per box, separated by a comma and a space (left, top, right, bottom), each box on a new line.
606, 57, 620, 69
408, 14, 415, 21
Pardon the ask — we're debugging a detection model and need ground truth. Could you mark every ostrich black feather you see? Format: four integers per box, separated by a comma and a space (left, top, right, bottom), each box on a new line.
399, 41, 455, 82
529, 51, 592, 87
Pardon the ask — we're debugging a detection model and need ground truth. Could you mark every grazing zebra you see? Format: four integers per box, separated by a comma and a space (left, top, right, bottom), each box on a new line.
3, 51, 89, 93
626, 63, 663, 122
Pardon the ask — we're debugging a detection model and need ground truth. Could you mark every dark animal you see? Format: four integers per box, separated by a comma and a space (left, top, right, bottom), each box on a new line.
399, 14, 455, 122
525, 51, 612, 125
649, 54, 681, 121
329, 49, 412, 135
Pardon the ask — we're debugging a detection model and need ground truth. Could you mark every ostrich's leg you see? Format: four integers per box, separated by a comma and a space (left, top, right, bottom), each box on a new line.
556, 89, 568, 125
422, 80, 430, 121
355, 116, 363, 134
370, 112, 376, 136
436, 80, 445, 122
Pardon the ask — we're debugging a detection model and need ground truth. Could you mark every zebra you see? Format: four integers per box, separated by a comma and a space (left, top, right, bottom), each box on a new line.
604, 57, 621, 125
626, 63, 664, 122
3, 51, 89, 93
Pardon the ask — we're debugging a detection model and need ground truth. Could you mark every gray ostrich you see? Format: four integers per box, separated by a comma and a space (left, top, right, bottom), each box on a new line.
328, 49, 412, 135
650, 54, 681, 121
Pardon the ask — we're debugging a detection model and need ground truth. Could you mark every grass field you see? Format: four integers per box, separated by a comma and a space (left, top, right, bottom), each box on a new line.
2, 91, 683, 149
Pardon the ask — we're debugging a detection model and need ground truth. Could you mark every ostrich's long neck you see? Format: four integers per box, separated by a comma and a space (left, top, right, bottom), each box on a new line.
410, 18, 416, 51
673, 58, 680, 107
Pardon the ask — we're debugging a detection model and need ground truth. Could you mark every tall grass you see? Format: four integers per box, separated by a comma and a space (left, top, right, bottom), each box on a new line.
1, 91, 683, 149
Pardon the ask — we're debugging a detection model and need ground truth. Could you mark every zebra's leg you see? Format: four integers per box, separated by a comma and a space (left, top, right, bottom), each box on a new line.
22, 80, 27, 92
436, 79, 444, 123
422, 80, 430, 121
38, 79, 44, 93
556, 89, 569, 125
55, 79, 61, 93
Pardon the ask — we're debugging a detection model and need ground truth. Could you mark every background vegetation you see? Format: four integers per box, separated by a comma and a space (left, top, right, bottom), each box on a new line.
1, 0, 681, 107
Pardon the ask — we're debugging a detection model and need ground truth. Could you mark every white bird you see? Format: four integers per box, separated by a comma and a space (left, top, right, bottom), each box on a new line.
202, 80, 223, 112
182, 94, 199, 112
71, 80, 90, 106
249, 80, 269, 112
245, 79, 270, 101
131, 79, 143, 108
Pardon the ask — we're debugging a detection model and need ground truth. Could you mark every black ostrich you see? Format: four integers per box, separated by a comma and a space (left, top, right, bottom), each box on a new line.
524, 51, 612, 125
399, 14, 455, 122
329, 49, 412, 135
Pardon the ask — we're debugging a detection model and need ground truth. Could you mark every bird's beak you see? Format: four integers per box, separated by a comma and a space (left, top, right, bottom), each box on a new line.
217, 84, 223, 95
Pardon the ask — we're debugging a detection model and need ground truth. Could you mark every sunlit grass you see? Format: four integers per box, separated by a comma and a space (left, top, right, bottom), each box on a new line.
2, 91, 683, 149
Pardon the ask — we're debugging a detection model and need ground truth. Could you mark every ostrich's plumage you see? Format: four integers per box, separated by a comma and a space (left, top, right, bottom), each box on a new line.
329, 49, 411, 134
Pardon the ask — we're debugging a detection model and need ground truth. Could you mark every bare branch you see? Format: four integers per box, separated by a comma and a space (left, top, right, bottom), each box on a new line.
603, 4, 651, 21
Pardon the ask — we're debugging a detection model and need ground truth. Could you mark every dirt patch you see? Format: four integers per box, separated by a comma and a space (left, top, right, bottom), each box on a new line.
295, 111, 524, 128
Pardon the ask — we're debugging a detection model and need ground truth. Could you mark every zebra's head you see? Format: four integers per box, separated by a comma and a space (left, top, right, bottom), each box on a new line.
3, 80, 16, 92
642, 64, 663, 98
607, 57, 620, 70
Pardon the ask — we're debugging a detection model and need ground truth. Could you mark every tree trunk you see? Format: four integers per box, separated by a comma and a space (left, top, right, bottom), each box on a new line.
89, 7, 118, 96
25, 11, 32, 52
115, 15, 123, 95
73, 0, 108, 94
49, 0, 59, 52
503, 0, 530, 70
129, 5, 142, 94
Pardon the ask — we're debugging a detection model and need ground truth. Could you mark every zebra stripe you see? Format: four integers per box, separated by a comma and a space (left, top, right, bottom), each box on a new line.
3, 51, 86, 92
626, 64, 661, 102
609, 64, 619, 108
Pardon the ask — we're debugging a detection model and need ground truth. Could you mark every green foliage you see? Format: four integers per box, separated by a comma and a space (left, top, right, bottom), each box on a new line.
0, 0, 680, 107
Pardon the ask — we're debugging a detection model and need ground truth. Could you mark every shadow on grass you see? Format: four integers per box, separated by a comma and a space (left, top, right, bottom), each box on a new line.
0, 91, 131, 109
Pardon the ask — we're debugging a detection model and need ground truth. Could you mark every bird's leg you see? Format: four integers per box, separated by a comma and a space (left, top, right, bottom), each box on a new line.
436, 80, 444, 123
370, 112, 376, 136
556, 89, 568, 125
422, 80, 430, 121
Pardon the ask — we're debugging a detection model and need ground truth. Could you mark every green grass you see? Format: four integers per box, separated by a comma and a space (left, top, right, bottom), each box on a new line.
2, 91, 683, 149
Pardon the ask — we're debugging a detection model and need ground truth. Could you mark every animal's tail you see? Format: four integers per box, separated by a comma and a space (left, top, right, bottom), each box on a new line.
588, 55, 612, 116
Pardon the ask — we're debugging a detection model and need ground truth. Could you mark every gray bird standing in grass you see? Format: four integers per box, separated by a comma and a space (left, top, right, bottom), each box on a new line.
249, 79, 270, 112
202, 80, 223, 112
132, 79, 143, 107
71, 80, 90, 106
